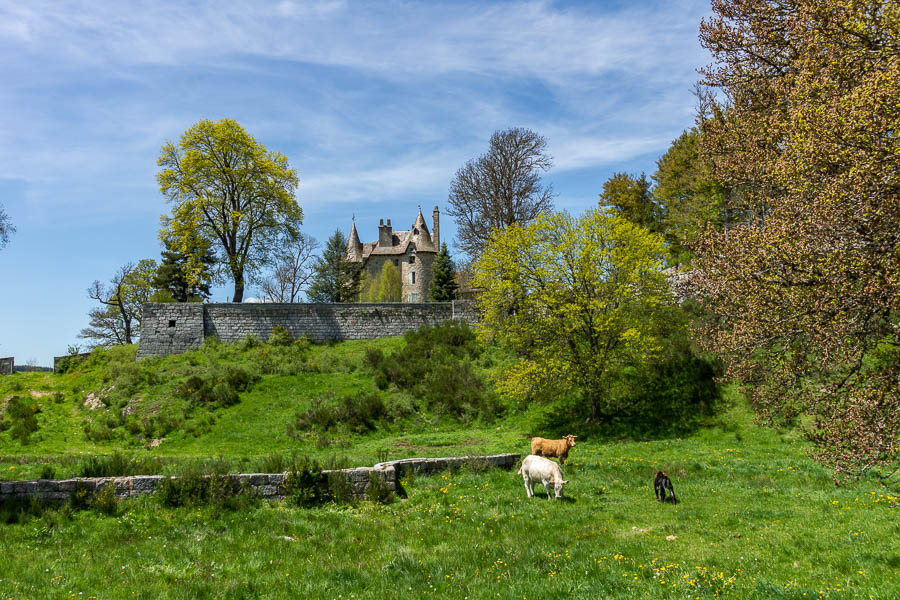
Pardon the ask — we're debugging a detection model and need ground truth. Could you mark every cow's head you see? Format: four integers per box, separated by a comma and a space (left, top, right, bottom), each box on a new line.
565, 434, 577, 448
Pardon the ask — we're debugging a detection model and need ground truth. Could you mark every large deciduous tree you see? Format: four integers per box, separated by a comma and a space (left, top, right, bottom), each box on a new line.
691, 0, 900, 479
474, 208, 670, 420
260, 232, 319, 303
0, 204, 15, 251
307, 229, 360, 303
447, 127, 554, 259
157, 118, 302, 302
80, 260, 158, 347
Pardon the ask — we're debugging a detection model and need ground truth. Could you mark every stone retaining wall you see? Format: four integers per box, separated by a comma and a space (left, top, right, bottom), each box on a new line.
137, 301, 479, 358
0, 454, 520, 505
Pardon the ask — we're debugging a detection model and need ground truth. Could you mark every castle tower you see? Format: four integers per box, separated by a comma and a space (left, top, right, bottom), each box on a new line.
432, 205, 440, 249
347, 222, 363, 262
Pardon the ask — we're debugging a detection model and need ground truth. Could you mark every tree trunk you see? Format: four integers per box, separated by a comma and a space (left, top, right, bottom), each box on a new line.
232, 269, 245, 303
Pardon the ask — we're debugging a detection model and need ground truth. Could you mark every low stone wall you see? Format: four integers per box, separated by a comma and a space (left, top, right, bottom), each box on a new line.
0, 454, 520, 505
0, 357, 13, 375
137, 301, 480, 358
53, 352, 92, 373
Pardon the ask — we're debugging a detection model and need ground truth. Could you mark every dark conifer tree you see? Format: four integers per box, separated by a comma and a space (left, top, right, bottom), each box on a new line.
307, 229, 360, 303
428, 242, 458, 301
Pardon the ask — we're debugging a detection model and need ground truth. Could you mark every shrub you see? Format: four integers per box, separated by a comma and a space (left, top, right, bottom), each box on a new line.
282, 458, 327, 507
365, 471, 394, 504
268, 326, 293, 346
39, 463, 56, 480
77, 452, 166, 477
363, 321, 501, 421
289, 391, 389, 435
3, 396, 40, 444
327, 470, 354, 504
90, 483, 120, 515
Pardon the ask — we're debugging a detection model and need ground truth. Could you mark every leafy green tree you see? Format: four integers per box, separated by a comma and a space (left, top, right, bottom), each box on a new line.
428, 242, 458, 301
361, 261, 402, 302
80, 260, 158, 347
474, 208, 670, 420
0, 203, 14, 251
693, 0, 900, 479
157, 118, 301, 302
598, 172, 662, 233
152, 237, 215, 302
307, 229, 360, 303
448, 128, 554, 260
651, 128, 726, 265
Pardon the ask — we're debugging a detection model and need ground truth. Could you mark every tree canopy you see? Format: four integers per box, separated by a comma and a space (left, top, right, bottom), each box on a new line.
691, 0, 900, 479
157, 118, 301, 302
260, 232, 319, 303
80, 260, 158, 348
651, 128, 726, 265
307, 229, 360, 303
447, 128, 554, 259
152, 237, 215, 302
473, 208, 671, 420
360, 261, 402, 302
598, 172, 662, 233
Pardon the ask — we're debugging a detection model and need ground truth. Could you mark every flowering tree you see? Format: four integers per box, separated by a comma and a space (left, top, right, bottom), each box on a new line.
691, 0, 900, 480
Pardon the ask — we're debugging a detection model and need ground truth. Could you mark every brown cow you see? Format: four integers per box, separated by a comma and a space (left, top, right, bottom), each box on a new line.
530, 435, 577, 465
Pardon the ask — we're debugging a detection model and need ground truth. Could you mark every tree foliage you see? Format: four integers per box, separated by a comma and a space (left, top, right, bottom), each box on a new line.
447, 128, 554, 259
692, 0, 900, 479
152, 237, 215, 302
360, 260, 402, 302
0, 204, 15, 251
428, 242, 458, 302
80, 260, 158, 347
474, 208, 671, 419
651, 128, 726, 265
260, 232, 319, 303
599, 172, 662, 233
157, 118, 301, 302
307, 229, 360, 303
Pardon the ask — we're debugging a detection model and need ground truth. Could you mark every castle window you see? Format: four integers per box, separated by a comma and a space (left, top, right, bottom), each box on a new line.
394, 259, 399, 266
409, 255, 415, 264
168, 320, 176, 328
411, 272, 416, 284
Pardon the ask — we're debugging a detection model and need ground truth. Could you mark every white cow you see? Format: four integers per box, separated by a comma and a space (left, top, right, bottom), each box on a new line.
517, 454, 569, 500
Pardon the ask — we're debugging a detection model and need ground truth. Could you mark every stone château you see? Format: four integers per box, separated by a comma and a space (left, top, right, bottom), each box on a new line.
347, 206, 440, 302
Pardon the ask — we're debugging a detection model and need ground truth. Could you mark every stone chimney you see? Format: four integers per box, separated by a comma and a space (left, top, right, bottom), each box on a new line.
378, 218, 393, 247
432, 206, 440, 249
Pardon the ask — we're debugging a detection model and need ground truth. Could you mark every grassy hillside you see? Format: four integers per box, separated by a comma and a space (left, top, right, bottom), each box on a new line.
1, 334, 898, 599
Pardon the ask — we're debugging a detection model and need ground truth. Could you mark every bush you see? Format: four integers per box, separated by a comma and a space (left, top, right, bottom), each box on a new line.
77, 452, 166, 477
288, 391, 389, 435
365, 471, 394, 504
3, 396, 40, 444
364, 322, 502, 421
90, 483, 120, 515
268, 326, 293, 346
282, 458, 327, 507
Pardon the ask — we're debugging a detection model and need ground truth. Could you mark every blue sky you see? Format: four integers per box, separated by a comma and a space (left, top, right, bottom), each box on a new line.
0, 0, 711, 365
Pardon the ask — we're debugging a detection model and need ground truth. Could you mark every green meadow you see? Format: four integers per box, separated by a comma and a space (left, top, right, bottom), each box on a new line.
1, 335, 898, 599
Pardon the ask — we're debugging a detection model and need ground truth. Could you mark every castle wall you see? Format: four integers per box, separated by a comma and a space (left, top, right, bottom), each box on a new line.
137, 301, 478, 358
0, 357, 13, 375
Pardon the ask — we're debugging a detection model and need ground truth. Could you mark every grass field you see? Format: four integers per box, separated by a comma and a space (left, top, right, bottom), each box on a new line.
1, 338, 898, 599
